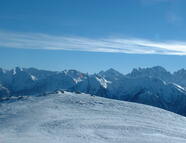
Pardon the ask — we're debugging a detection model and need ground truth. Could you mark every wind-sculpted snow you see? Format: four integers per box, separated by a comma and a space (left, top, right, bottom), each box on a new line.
1, 92, 186, 143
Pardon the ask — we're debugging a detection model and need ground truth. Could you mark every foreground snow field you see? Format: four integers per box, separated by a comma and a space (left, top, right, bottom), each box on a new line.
1, 92, 186, 143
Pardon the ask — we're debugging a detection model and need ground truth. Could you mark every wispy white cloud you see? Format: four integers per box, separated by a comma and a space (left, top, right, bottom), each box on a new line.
0, 31, 186, 55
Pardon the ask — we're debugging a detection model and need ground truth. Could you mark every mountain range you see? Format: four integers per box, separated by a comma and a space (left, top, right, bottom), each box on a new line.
1, 66, 186, 116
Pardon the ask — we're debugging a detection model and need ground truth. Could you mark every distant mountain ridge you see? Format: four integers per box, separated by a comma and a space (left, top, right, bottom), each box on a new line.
1, 66, 186, 116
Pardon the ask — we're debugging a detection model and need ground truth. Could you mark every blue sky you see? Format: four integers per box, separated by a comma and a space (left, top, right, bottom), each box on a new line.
0, 0, 186, 73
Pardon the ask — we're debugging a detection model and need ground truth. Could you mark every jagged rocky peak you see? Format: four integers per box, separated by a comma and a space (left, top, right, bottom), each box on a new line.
172, 68, 186, 88
104, 68, 121, 74
150, 66, 168, 72
131, 66, 169, 74
15, 66, 24, 71
24, 67, 41, 73
98, 68, 124, 81
63, 69, 84, 75
127, 66, 172, 80
63, 69, 87, 83
174, 68, 186, 76
12, 67, 24, 75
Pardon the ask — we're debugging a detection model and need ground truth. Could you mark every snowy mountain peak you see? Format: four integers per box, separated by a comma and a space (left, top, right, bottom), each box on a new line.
174, 68, 186, 75
130, 66, 169, 75
127, 66, 172, 81
99, 68, 124, 81
105, 68, 117, 72
104, 68, 121, 74
95, 76, 111, 88
63, 69, 87, 83
12, 67, 24, 75
150, 66, 168, 72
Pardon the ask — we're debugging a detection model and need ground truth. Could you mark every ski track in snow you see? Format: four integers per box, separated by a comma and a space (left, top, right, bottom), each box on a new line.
1, 92, 186, 143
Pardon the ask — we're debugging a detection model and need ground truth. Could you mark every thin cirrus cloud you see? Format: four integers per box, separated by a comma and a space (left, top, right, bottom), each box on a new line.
0, 31, 186, 55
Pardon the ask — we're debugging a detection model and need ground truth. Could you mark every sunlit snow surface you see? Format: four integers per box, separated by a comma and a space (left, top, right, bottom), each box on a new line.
1, 92, 186, 143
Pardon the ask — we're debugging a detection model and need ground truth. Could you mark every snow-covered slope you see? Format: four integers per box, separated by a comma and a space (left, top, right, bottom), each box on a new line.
1, 92, 186, 143
71, 73, 186, 116
106, 76, 186, 116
